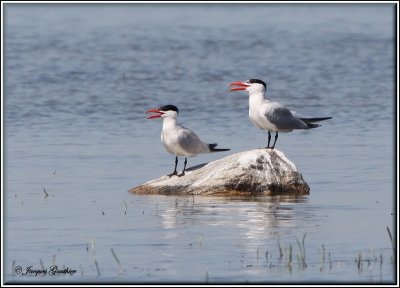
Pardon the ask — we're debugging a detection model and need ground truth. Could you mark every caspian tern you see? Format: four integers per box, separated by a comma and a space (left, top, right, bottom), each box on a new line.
146, 104, 230, 177
229, 79, 332, 149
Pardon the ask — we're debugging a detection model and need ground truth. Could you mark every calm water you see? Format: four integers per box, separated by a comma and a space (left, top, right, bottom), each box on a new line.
3, 4, 396, 284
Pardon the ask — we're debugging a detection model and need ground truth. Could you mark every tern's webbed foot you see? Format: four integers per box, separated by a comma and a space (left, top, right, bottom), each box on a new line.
168, 171, 178, 177
177, 172, 185, 177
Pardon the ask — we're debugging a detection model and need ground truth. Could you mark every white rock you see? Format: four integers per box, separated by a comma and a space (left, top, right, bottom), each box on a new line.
129, 149, 310, 196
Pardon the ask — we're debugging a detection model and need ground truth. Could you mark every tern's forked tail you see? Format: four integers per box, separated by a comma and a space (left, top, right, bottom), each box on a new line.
209, 143, 231, 152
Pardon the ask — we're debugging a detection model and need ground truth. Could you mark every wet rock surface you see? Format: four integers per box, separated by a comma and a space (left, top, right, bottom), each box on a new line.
129, 149, 310, 196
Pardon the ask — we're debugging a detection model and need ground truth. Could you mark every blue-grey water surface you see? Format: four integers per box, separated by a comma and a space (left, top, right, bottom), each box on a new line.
3, 4, 396, 284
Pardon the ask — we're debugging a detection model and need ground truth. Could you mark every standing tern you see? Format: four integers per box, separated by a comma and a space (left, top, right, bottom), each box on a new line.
229, 79, 332, 149
146, 104, 230, 177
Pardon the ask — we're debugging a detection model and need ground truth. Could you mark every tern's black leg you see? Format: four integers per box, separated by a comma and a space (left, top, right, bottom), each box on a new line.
266, 131, 272, 148
168, 156, 178, 177
271, 132, 278, 149
178, 157, 187, 177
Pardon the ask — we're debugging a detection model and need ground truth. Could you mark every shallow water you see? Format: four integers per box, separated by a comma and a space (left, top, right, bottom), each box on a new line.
3, 3, 396, 284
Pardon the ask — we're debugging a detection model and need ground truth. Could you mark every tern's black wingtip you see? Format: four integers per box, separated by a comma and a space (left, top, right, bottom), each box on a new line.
209, 143, 230, 152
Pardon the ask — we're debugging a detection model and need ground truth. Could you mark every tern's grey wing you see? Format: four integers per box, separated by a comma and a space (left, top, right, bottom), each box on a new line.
177, 127, 209, 155
266, 105, 308, 130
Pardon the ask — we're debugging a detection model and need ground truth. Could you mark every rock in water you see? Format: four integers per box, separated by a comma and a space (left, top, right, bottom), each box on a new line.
129, 149, 310, 196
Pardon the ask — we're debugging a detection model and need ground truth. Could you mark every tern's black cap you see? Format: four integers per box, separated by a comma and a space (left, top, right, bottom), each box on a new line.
248, 79, 267, 89
159, 105, 179, 113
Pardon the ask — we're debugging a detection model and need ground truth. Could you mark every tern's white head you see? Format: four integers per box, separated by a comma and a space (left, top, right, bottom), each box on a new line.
229, 79, 267, 95
146, 104, 179, 119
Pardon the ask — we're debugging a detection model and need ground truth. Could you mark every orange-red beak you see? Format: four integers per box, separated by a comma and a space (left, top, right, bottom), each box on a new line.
229, 81, 250, 91
146, 108, 164, 119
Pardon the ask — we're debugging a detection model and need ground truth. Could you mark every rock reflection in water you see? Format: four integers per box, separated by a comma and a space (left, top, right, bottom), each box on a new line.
159, 196, 310, 241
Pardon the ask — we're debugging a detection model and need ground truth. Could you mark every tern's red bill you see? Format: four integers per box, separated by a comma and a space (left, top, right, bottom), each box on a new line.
146, 108, 164, 119
229, 81, 250, 91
